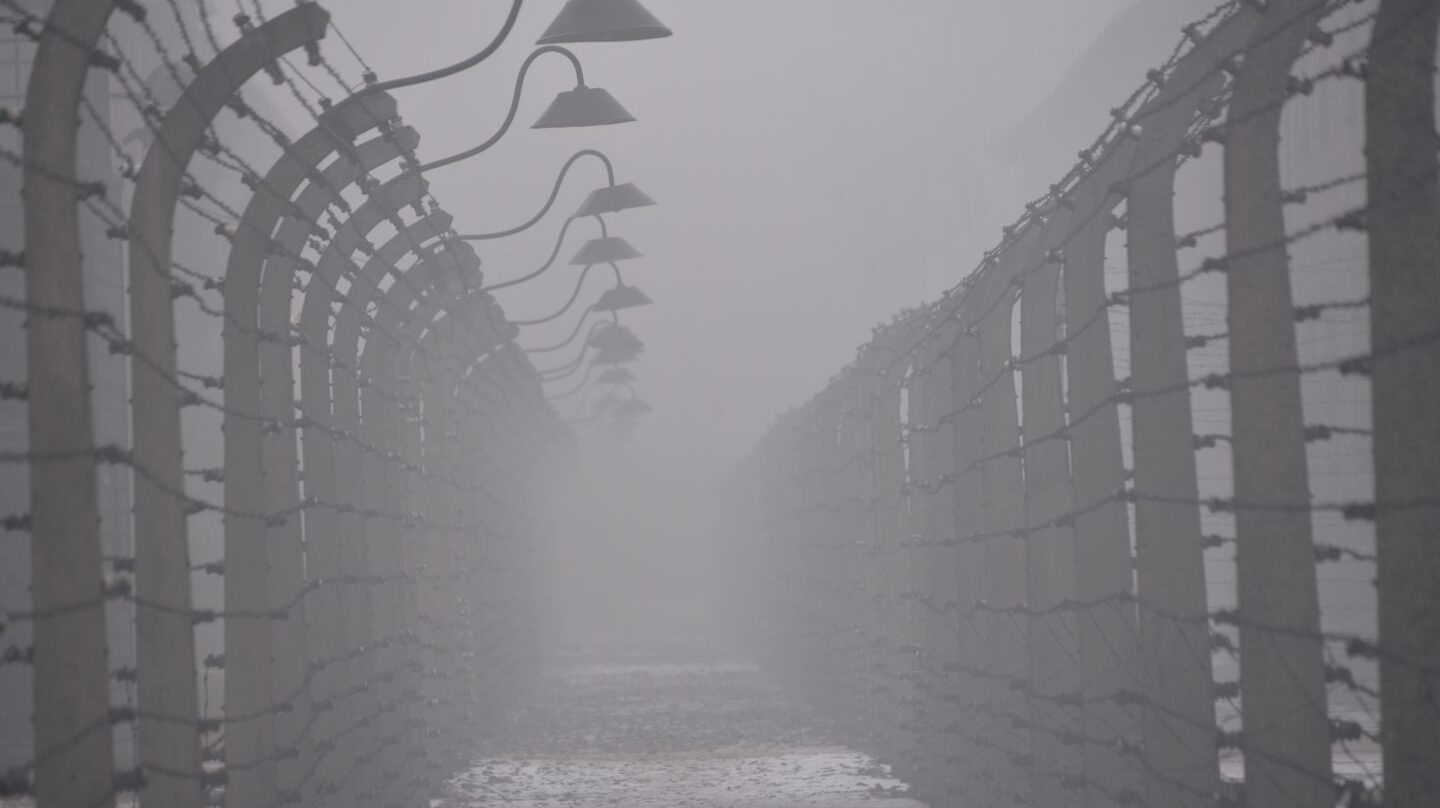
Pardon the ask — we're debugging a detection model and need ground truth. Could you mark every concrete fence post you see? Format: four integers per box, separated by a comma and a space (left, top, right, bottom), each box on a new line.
221, 92, 409, 808
125, 7, 328, 803
1058, 138, 1144, 807
1223, 3, 1334, 803
871, 331, 907, 764
914, 316, 959, 806
975, 227, 1040, 806
249, 102, 415, 800
1124, 10, 1258, 804
359, 244, 492, 800
21, 2, 119, 805
946, 276, 998, 808
334, 218, 456, 798
1017, 205, 1080, 808
1366, 1, 1440, 802
298, 203, 454, 804
293, 170, 425, 803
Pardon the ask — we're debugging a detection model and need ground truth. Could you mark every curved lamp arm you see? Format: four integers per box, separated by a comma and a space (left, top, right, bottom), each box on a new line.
547, 359, 598, 400
512, 262, 624, 328
526, 312, 616, 355
460, 149, 615, 241
480, 213, 607, 293
361, 0, 525, 95
416, 45, 585, 174
537, 340, 593, 379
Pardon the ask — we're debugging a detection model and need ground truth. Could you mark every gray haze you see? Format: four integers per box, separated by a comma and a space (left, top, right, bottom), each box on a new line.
291, 0, 1202, 642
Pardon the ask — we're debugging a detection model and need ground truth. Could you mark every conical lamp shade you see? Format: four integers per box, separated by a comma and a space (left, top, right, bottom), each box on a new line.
593, 284, 653, 312
572, 236, 642, 266
538, 0, 673, 44
533, 86, 636, 129
597, 368, 636, 385
587, 323, 644, 353
575, 182, 657, 218
594, 345, 643, 365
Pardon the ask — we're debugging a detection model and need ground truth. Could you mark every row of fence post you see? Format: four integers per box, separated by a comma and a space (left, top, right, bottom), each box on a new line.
18, 2, 563, 806
731, 1, 1439, 806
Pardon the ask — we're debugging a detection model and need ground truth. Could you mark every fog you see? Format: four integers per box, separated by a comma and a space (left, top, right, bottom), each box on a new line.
319, 0, 1209, 644
7, 0, 1429, 804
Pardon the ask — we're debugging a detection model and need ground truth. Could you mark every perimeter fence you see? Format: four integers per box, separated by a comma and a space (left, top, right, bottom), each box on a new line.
730, 2, 1439, 806
1, 2, 565, 807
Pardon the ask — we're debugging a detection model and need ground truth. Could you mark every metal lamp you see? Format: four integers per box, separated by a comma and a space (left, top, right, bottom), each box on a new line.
533, 85, 636, 129
593, 284, 653, 312
587, 323, 644, 353
571, 236, 642, 266
539, 0, 673, 45
575, 182, 657, 217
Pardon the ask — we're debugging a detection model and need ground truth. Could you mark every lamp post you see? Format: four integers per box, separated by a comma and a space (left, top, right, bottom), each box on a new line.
472, 175, 655, 407
461, 149, 655, 242
362, 0, 671, 97
525, 300, 622, 355
414, 46, 636, 174
224, 8, 666, 795
14, 0, 669, 802
361, 3, 669, 415
537, 321, 617, 375
511, 229, 651, 399
514, 262, 650, 328
482, 211, 644, 294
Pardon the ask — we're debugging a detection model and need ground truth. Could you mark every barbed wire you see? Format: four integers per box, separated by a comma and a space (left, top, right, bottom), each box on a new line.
731, 0, 1419, 805
0, 1, 562, 804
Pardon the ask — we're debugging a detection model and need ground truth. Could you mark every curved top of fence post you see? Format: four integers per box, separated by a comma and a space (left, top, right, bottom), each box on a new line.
122, 7, 330, 807
1120, 10, 1260, 808
224, 92, 401, 324
421, 305, 534, 456
286, 167, 428, 803
340, 229, 473, 448
362, 246, 507, 401
294, 171, 431, 395
1221, 1, 1335, 806
295, 168, 429, 451
1131, 10, 1257, 170
332, 212, 456, 367
231, 86, 420, 808
22, 4, 121, 806
130, 4, 330, 255
255, 125, 421, 388
357, 250, 526, 580
228, 122, 418, 392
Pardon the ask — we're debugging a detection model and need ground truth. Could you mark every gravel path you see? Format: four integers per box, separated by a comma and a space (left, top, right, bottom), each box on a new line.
436, 645, 925, 808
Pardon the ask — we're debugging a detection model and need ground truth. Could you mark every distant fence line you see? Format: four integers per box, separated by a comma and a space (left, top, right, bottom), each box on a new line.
729, 1, 1438, 807
1, 2, 561, 807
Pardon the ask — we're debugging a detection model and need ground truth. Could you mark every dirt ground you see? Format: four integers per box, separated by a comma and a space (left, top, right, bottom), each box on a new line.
436, 644, 926, 808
